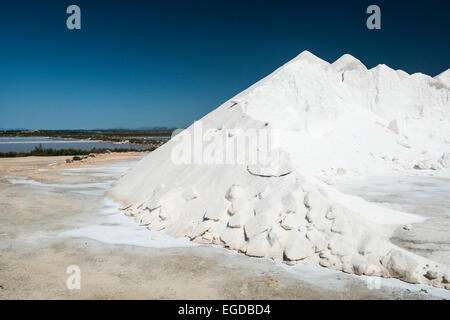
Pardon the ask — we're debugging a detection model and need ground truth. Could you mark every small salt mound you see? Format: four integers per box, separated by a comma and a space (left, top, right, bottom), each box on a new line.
331, 54, 367, 72
109, 51, 450, 289
435, 69, 450, 87
396, 69, 409, 80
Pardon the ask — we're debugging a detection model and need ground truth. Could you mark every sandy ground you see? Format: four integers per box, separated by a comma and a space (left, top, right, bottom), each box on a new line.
0, 152, 146, 183
0, 155, 449, 300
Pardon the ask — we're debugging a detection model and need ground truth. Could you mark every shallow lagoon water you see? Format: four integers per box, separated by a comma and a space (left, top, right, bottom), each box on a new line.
0, 137, 152, 152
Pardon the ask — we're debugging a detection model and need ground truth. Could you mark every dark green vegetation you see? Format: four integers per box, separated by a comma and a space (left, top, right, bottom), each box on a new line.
0, 145, 155, 158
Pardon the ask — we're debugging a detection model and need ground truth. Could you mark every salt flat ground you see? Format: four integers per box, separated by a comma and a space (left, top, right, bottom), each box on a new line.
0, 156, 448, 299
336, 172, 450, 266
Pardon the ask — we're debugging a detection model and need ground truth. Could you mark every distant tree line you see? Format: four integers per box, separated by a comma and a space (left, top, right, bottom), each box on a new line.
0, 129, 171, 147
0, 145, 155, 158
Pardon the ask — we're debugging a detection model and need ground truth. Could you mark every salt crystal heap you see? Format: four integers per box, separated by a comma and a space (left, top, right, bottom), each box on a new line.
109, 51, 450, 288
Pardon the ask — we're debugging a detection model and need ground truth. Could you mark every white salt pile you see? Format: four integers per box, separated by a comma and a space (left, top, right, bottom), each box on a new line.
108, 51, 450, 289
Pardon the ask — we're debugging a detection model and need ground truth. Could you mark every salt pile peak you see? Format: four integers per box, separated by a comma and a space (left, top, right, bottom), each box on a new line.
436, 69, 450, 87
109, 51, 450, 288
331, 53, 367, 72
294, 50, 330, 67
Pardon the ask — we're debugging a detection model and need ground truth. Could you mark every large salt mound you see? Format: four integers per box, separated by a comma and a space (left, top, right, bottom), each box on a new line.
109, 51, 450, 288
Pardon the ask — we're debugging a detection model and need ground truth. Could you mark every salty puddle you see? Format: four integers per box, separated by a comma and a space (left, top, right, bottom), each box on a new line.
59, 196, 196, 248
7, 160, 195, 249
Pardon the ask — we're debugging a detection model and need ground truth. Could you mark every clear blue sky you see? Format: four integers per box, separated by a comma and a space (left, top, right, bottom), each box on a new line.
1, 0, 449, 130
